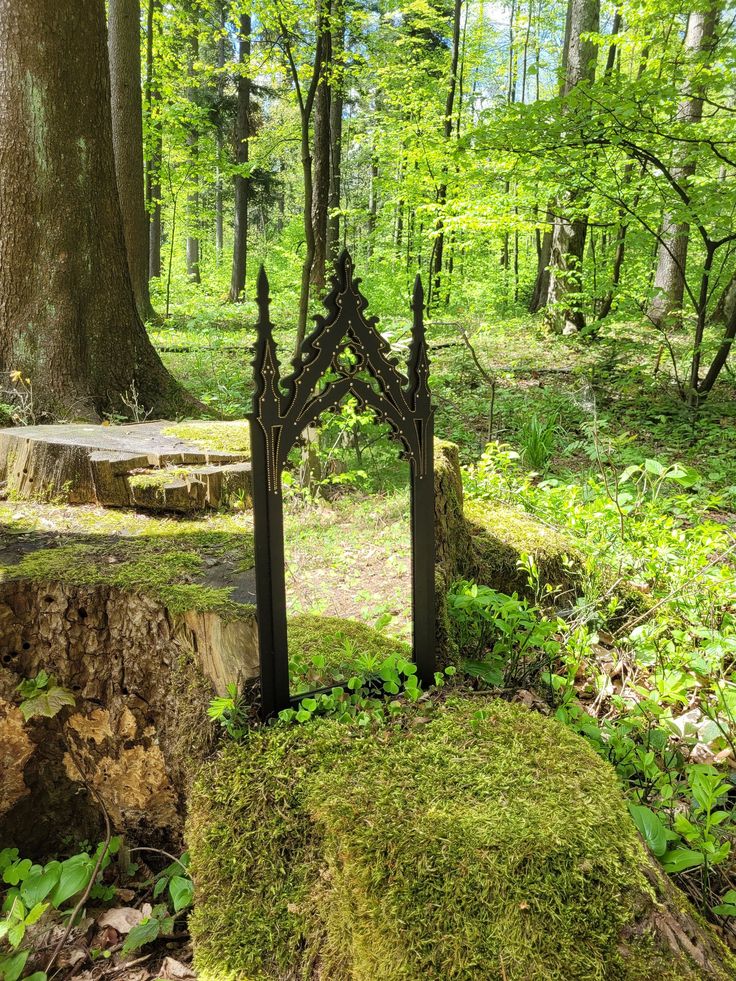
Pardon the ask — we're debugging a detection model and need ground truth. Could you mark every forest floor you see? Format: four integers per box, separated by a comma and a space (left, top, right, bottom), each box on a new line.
2, 300, 736, 977
153, 299, 736, 953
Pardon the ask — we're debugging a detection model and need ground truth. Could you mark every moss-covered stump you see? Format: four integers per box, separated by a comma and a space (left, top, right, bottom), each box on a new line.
433, 440, 474, 662
465, 499, 583, 602
288, 613, 411, 690
187, 698, 734, 981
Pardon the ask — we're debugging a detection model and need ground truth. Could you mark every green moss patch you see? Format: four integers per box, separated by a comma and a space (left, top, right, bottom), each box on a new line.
127, 466, 197, 490
0, 503, 256, 618
465, 499, 582, 601
187, 697, 724, 980
162, 420, 251, 458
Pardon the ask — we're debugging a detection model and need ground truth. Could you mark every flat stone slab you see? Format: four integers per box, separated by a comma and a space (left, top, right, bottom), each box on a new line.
0, 420, 251, 512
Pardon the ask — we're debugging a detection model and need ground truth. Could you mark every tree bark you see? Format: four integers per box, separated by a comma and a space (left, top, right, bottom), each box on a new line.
186, 25, 201, 284
145, 0, 163, 279
544, 0, 600, 332
229, 11, 252, 302
311, 19, 332, 290
713, 267, 736, 325
647, 5, 719, 328
109, 0, 155, 322
0, 0, 185, 419
327, 0, 345, 261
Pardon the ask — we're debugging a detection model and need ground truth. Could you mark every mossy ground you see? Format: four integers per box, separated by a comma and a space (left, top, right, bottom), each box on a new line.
162, 420, 251, 457
0, 502, 255, 617
187, 696, 720, 981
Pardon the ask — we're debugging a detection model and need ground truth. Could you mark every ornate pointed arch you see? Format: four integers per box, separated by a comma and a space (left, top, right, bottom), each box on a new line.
249, 251, 435, 717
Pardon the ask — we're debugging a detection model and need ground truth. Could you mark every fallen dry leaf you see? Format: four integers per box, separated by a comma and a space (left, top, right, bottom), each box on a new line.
157, 956, 196, 979
97, 907, 144, 935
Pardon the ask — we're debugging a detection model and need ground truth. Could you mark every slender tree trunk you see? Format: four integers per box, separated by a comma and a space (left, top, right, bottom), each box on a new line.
529, 0, 569, 313
229, 11, 251, 302
530, 210, 553, 313
0, 0, 185, 418
327, 0, 345, 262
429, 0, 463, 308
647, 5, 719, 328
545, 0, 600, 332
282, 11, 324, 351
186, 26, 201, 283
367, 153, 378, 257
108, 0, 155, 321
145, 0, 163, 279
215, 1, 226, 258
311, 16, 332, 289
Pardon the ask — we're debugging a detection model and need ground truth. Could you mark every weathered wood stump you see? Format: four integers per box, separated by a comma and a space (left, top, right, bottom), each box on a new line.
0, 420, 251, 512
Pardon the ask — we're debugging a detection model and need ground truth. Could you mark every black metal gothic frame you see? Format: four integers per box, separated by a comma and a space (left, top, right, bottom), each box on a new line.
249, 251, 436, 717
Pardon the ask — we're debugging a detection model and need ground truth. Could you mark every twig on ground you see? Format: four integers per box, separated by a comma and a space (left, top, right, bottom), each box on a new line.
45, 741, 113, 977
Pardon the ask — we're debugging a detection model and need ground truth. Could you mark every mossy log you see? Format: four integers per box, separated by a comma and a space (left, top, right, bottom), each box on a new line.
187, 697, 736, 980
0, 420, 251, 511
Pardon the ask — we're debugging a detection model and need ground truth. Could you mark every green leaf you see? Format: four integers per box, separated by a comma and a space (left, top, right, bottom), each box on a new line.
628, 804, 668, 857
0, 850, 19, 874
122, 917, 160, 954
3, 860, 32, 887
0, 950, 29, 981
22, 973, 48, 981
20, 865, 60, 908
50, 854, 94, 908
168, 875, 194, 912
712, 890, 736, 916
19, 686, 75, 722
24, 903, 48, 927
661, 848, 704, 873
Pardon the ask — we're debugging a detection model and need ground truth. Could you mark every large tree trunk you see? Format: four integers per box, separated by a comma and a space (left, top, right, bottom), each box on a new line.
229, 11, 252, 303
145, 0, 163, 279
647, 5, 719, 328
109, 0, 155, 322
545, 0, 600, 332
0, 0, 184, 419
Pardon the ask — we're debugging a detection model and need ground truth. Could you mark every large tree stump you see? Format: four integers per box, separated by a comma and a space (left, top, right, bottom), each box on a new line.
0, 580, 259, 855
0, 420, 251, 511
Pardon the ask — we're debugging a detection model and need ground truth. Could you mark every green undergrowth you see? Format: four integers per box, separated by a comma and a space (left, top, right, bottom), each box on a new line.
187, 696, 730, 980
288, 613, 410, 693
162, 420, 251, 457
0, 504, 255, 618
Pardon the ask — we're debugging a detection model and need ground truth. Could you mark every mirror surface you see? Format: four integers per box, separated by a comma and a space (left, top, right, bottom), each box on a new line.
282, 399, 412, 699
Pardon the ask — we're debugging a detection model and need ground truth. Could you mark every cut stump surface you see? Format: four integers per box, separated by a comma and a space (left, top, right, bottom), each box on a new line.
0, 420, 252, 511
